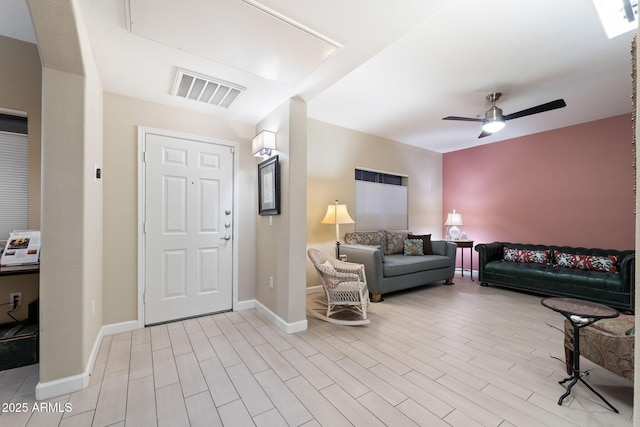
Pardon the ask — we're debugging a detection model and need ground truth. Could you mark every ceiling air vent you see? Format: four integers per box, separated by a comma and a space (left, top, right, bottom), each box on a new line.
172, 69, 245, 108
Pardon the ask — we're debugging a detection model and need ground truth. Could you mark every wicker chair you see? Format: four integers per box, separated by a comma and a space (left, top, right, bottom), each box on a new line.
307, 248, 370, 325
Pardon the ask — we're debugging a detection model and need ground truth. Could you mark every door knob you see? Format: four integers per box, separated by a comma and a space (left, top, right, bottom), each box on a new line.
221, 235, 231, 240
225, 209, 231, 215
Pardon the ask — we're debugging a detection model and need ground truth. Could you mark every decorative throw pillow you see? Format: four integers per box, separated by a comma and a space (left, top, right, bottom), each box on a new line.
555, 252, 619, 273
503, 247, 520, 262
321, 260, 336, 273
385, 231, 408, 255
503, 247, 550, 264
522, 249, 551, 265
583, 255, 619, 272
344, 231, 385, 247
555, 252, 578, 268
408, 233, 433, 255
403, 239, 424, 256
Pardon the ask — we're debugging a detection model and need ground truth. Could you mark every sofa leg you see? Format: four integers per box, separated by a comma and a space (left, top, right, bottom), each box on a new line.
371, 293, 382, 303
445, 278, 454, 285
480, 282, 489, 287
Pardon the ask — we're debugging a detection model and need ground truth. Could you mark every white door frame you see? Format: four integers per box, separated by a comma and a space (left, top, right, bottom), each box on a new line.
137, 126, 240, 326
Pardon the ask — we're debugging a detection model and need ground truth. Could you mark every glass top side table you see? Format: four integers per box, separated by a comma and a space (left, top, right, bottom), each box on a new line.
541, 297, 620, 412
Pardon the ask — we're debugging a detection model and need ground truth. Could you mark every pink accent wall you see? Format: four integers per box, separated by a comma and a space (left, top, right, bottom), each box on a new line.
443, 114, 635, 270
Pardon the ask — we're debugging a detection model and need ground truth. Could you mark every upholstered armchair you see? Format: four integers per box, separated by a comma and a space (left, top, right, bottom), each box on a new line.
564, 314, 634, 381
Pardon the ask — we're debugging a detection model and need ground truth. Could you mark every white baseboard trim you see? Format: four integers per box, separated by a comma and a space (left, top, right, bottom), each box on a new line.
235, 299, 256, 311
254, 300, 307, 334
35, 373, 86, 401
306, 285, 323, 294
35, 319, 141, 400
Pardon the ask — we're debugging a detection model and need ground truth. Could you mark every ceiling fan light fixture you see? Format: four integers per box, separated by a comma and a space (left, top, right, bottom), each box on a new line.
482, 106, 505, 133
482, 118, 505, 133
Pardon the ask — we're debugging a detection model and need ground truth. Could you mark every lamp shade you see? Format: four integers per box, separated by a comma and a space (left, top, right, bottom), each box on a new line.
252, 130, 276, 157
321, 200, 354, 248
444, 209, 463, 226
444, 209, 463, 240
321, 202, 354, 225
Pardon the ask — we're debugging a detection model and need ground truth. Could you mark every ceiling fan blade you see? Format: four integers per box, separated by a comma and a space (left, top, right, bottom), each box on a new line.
504, 99, 566, 121
442, 116, 484, 122
478, 130, 492, 138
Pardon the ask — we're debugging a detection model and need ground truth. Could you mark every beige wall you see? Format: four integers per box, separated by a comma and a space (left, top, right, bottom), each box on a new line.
255, 98, 308, 325
306, 119, 443, 287
0, 36, 41, 323
102, 92, 257, 325
30, 0, 105, 383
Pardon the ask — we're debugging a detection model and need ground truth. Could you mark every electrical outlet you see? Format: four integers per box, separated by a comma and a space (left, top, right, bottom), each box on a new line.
269, 276, 274, 289
10, 292, 22, 306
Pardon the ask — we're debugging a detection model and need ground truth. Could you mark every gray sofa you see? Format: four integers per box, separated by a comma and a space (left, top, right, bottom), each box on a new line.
339, 231, 457, 302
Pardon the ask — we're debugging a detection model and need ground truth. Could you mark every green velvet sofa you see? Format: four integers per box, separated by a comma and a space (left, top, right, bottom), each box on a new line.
475, 242, 635, 312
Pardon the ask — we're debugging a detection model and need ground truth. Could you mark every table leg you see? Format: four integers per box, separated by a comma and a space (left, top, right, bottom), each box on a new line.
557, 324, 618, 413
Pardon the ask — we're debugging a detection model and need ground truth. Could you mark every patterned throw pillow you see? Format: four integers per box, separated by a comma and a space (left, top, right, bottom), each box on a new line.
385, 231, 408, 255
408, 233, 433, 255
503, 247, 519, 262
503, 247, 550, 264
555, 252, 619, 273
522, 249, 551, 264
344, 231, 385, 247
321, 260, 336, 273
403, 239, 424, 256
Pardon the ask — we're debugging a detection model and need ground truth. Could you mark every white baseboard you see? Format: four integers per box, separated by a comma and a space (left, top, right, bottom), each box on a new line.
254, 300, 308, 334
235, 299, 256, 311
35, 319, 141, 401
35, 373, 86, 401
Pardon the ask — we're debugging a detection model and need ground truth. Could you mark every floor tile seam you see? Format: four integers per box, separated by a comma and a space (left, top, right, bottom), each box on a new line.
281, 375, 350, 426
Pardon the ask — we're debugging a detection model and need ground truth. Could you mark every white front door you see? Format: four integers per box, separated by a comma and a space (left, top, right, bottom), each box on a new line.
144, 132, 234, 324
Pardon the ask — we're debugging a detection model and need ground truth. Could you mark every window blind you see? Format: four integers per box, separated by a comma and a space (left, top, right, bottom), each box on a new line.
355, 180, 408, 231
0, 131, 28, 240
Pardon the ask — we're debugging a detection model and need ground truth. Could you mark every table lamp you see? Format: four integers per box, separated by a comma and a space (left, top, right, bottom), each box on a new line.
444, 209, 464, 240
321, 200, 354, 257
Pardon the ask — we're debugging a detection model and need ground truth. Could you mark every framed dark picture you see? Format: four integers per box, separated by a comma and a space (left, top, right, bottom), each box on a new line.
258, 155, 280, 215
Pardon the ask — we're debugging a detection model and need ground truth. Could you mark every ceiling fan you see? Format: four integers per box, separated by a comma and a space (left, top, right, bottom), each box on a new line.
443, 93, 567, 138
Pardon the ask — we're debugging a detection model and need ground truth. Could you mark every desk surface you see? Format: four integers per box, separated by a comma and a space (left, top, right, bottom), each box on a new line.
0, 264, 39, 276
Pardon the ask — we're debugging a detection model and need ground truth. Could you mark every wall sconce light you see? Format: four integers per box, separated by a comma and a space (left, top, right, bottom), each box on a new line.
252, 130, 276, 158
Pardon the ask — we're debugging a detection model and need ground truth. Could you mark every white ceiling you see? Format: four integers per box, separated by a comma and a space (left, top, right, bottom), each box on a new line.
2, 0, 636, 153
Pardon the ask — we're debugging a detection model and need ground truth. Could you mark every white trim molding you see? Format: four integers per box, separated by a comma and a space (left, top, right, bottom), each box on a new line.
254, 300, 307, 334
36, 320, 140, 400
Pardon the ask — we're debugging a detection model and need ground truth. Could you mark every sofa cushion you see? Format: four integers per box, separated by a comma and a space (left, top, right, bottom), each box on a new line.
344, 231, 385, 247
382, 254, 451, 277
408, 233, 433, 255
555, 252, 619, 273
385, 231, 408, 255
588, 314, 635, 335
403, 239, 423, 256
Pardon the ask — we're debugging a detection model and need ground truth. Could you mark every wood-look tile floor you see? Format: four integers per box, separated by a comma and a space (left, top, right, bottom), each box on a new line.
0, 275, 633, 426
